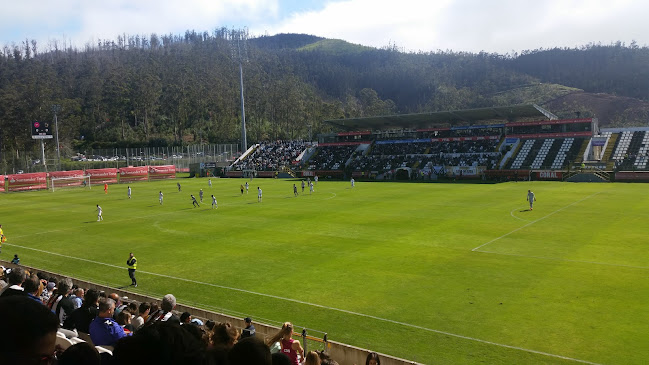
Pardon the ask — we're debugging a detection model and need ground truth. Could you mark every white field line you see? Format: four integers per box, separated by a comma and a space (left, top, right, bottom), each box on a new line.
510, 207, 531, 222
472, 191, 603, 252
5, 242, 602, 365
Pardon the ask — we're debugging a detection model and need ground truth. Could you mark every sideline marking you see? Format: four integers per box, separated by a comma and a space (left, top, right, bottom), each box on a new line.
510, 207, 531, 222
473, 192, 603, 252
5, 243, 602, 365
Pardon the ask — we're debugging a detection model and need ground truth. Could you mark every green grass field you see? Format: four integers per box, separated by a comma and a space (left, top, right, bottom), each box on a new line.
1, 178, 648, 364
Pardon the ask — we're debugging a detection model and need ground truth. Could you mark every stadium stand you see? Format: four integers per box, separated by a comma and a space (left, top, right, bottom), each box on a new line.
231, 141, 309, 171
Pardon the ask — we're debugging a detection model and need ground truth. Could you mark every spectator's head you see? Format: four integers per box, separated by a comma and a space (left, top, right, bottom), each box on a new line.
138, 302, 151, 316
83, 288, 100, 307
267, 322, 294, 347
98, 298, 116, 318
46, 282, 56, 293
57, 342, 100, 365
127, 302, 138, 314
204, 319, 216, 331
211, 322, 240, 349
7, 266, 26, 286
113, 321, 204, 365
304, 351, 321, 365
366, 352, 381, 365
272, 353, 292, 365
0, 296, 60, 364
244, 317, 252, 326
180, 311, 192, 324
109, 293, 120, 305
22, 273, 42, 295
57, 278, 73, 296
228, 337, 271, 365
116, 310, 131, 326
161, 294, 176, 312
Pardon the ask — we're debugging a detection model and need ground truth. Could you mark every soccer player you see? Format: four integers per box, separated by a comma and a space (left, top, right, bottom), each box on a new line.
211, 195, 217, 209
314, 175, 318, 185
245, 182, 249, 194
293, 184, 298, 197
127, 186, 131, 199
208, 179, 212, 188
177, 182, 182, 192
527, 190, 536, 210
96, 205, 103, 221
240, 184, 244, 195
127, 253, 137, 287
309, 181, 314, 194
257, 187, 262, 202
199, 189, 204, 203
159, 191, 164, 205
301, 180, 305, 193
191, 195, 200, 208
104, 183, 108, 194
351, 178, 355, 188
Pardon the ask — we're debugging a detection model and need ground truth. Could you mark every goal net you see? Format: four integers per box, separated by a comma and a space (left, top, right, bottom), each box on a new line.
51, 175, 91, 192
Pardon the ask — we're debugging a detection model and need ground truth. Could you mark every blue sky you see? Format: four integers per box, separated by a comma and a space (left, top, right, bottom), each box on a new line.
1, 0, 647, 54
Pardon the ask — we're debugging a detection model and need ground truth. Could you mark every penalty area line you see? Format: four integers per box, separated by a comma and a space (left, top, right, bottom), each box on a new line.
5, 243, 602, 365
472, 191, 603, 252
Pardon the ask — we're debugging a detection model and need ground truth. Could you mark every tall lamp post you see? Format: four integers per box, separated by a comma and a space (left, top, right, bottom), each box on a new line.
52, 104, 61, 170
237, 37, 247, 152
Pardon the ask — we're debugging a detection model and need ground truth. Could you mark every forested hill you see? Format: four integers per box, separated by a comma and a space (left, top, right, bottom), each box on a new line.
1, 30, 648, 156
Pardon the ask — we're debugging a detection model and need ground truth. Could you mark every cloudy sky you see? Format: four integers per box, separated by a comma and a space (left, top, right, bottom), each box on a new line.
1, 0, 647, 54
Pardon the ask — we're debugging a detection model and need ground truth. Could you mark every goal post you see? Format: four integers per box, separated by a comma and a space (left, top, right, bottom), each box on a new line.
50, 175, 91, 192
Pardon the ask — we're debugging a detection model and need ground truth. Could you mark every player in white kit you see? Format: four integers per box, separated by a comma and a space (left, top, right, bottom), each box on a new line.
309, 182, 314, 194
159, 191, 164, 205
257, 187, 262, 202
211, 195, 217, 209
96, 205, 103, 221
527, 190, 536, 210
351, 178, 355, 188
245, 182, 249, 194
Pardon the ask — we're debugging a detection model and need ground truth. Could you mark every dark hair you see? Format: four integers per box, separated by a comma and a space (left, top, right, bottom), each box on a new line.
127, 302, 138, 314
139, 302, 151, 314
228, 337, 271, 365
116, 310, 131, 326
7, 267, 26, 285
180, 311, 192, 323
205, 319, 216, 331
58, 342, 101, 365
0, 296, 59, 360
113, 321, 205, 365
22, 273, 41, 294
271, 352, 292, 365
83, 289, 100, 308
366, 352, 381, 365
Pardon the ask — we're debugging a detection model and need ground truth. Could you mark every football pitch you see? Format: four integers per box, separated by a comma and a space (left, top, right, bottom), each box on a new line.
1, 178, 648, 364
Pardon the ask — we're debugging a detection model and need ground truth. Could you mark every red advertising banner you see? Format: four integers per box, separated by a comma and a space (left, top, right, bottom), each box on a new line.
256, 171, 276, 178
49, 170, 86, 187
119, 166, 149, 183
225, 171, 243, 178
148, 165, 176, 180
6, 172, 47, 191
87, 168, 118, 185
535, 170, 563, 180
0, 175, 5, 192
507, 131, 591, 139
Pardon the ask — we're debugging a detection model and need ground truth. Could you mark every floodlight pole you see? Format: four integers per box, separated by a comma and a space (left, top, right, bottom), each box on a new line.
41, 139, 46, 171
52, 104, 61, 170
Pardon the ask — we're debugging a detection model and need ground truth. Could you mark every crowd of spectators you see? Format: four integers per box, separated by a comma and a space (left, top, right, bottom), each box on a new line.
306, 145, 358, 170
0, 266, 383, 365
233, 141, 309, 171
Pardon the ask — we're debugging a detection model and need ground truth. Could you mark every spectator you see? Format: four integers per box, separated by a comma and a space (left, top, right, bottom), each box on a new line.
53, 278, 75, 326
366, 351, 381, 365
304, 351, 321, 365
41, 281, 56, 303
180, 311, 192, 325
132, 302, 151, 331
89, 297, 129, 346
0, 296, 60, 365
64, 288, 100, 333
267, 322, 303, 365
241, 316, 256, 339
116, 310, 135, 334
57, 342, 101, 365
109, 292, 124, 317
70, 287, 84, 309
11, 254, 20, 264
127, 302, 138, 316
0, 266, 26, 297
272, 353, 292, 365
148, 293, 180, 324
22, 273, 44, 304
113, 321, 205, 365
211, 322, 240, 349
228, 337, 272, 365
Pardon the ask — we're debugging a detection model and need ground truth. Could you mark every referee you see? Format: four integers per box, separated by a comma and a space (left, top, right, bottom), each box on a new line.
127, 253, 137, 287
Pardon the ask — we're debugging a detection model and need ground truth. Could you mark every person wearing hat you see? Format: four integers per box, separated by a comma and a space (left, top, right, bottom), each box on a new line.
241, 317, 256, 339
